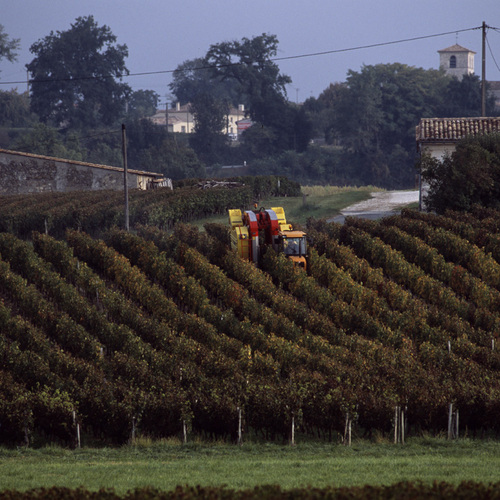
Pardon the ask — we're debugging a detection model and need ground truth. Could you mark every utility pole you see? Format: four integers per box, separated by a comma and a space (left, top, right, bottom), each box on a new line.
122, 124, 129, 231
481, 21, 486, 116
165, 100, 169, 133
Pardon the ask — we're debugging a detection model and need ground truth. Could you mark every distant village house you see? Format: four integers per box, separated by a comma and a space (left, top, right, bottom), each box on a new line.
149, 103, 251, 139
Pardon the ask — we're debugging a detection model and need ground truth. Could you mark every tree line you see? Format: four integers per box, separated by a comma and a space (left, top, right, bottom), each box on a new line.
0, 18, 498, 188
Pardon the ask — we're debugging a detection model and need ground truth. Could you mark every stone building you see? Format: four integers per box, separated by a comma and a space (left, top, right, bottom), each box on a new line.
438, 44, 475, 80
0, 148, 164, 195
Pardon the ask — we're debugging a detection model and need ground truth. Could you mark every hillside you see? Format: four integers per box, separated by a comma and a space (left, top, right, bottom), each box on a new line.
0, 186, 500, 446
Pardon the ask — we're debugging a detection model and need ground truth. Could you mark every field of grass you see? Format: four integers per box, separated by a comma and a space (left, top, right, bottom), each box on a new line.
1, 439, 499, 494
191, 185, 381, 228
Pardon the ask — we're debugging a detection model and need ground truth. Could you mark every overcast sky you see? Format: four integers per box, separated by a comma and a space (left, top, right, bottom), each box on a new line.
0, 0, 499, 105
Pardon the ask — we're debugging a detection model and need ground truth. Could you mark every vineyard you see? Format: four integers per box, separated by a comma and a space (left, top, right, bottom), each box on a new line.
1, 182, 500, 446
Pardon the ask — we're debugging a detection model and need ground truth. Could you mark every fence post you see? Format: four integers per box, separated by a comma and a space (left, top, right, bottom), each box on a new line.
344, 413, 352, 447
394, 406, 399, 444
237, 407, 242, 446
447, 403, 453, 439
73, 410, 81, 448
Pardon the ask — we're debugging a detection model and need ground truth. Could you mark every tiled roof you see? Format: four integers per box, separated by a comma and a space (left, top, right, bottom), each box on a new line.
416, 118, 500, 143
438, 44, 476, 54
0, 148, 163, 178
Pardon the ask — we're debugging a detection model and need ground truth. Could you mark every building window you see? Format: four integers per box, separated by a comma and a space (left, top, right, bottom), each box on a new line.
181, 126, 186, 133
450, 55, 456, 68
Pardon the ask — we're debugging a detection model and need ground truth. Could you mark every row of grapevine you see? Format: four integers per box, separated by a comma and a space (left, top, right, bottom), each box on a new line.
382, 212, 500, 290
343, 217, 500, 341
306, 222, 490, 347
133, 224, 500, 434
3, 198, 500, 444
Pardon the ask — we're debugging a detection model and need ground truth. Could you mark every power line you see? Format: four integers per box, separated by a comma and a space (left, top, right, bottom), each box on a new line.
272, 26, 484, 62
486, 34, 500, 73
0, 24, 491, 87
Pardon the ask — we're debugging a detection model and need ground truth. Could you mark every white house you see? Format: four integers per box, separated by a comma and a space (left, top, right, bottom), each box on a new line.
149, 103, 251, 138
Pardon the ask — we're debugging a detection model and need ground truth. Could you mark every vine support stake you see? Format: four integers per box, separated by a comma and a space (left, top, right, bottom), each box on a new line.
447, 404, 459, 440
344, 413, 352, 447
237, 407, 242, 446
73, 410, 81, 448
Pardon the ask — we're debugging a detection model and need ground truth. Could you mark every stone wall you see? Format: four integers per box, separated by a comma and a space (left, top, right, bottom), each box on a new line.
0, 149, 162, 195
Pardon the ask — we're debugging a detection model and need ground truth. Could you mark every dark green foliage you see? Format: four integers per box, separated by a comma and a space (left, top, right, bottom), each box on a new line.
421, 133, 500, 213
189, 93, 229, 165
0, 90, 37, 128
12, 124, 84, 160
27, 16, 130, 129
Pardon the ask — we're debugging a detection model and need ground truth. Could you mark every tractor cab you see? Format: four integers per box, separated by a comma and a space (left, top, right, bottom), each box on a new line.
278, 231, 307, 268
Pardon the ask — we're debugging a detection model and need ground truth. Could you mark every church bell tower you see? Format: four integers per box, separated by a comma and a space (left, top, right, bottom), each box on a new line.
438, 44, 475, 80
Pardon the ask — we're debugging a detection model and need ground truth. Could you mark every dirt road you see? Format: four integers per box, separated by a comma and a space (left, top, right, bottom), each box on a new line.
331, 189, 420, 223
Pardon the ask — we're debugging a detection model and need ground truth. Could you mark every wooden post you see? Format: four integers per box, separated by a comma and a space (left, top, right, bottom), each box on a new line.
344, 413, 352, 446
394, 406, 399, 444
481, 21, 486, 116
237, 407, 242, 446
73, 410, 81, 448
448, 403, 453, 440
183, 419, 187, 444
131, 416, 136, 442
290, 415, 295, 446
348, 417, 352, 447
455, 409, 459, 439
448, 341, 451, 353
122, 124, 129, 232
401, 407, 405, 445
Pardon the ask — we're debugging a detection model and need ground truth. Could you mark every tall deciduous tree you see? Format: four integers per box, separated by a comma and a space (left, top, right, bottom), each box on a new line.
438, 73, 496, 117
331, 63, 448, 188
170, 34, 311, 155
205, 34, 291, 127
27, 16, 131, 129
169, 58, 239, 106
189, 92, 229, 165
126, 89, 160, 119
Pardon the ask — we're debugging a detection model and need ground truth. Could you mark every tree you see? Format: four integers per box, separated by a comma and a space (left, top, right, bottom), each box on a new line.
12, 123, 83, 160
138, 136, 205, 179
330, 63, 449, 188
303, 83, 345, 143
170, 34, 311, 155
27, 16, 131, 129
126, 90, 160, 120
438, 73, 497, 117
0, 90, 37, 127
189, 92, 229, 165
169, 58, 239, 106
420, 133, 500, 213
0, 25, 19, 64
205, 34, 291, 127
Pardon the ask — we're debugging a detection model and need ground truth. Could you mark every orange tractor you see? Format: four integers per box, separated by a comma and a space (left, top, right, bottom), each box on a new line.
228, 206, 307, 268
